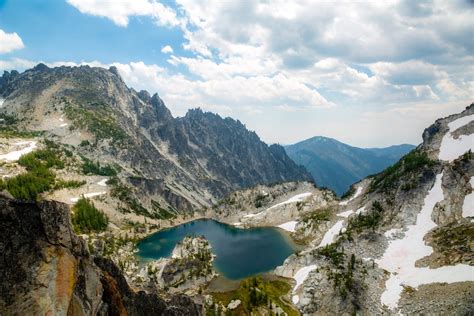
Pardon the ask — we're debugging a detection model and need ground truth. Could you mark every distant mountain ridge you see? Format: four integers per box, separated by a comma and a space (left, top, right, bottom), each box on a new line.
285, 136, 415, 195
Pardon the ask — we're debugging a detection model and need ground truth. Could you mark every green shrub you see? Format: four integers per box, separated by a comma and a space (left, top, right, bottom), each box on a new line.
72, 198, 109, 233
369, 150, 435, 192
0, 167, 54, 200
54, 179, 86, 190
81, 158, 117, 176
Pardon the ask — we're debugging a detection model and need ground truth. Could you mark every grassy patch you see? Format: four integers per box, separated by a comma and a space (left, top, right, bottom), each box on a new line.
72, 197, 108, 233
54, 179, 86, 190
210, 276, 297, 316
302, 207, 331, 225
64, 103, 128, 145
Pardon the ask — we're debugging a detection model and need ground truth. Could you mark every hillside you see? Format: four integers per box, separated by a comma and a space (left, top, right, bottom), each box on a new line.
273, 104, 473, 314
0, 64, 311, 221
285, 136, 414, 195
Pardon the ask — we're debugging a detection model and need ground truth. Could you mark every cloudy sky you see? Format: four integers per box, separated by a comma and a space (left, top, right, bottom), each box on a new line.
0, 0, 472, 147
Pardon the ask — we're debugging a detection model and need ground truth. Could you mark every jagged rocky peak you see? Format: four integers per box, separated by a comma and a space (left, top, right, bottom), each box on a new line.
0, 64, 311, 216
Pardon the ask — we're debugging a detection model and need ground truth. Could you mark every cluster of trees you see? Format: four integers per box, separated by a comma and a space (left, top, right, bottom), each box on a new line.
72, 197, 109, 233
0, 147, 63, 200
82, 158, 117, 176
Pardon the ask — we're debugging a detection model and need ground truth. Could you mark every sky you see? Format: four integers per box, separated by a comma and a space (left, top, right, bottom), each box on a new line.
0, 0, 472, 148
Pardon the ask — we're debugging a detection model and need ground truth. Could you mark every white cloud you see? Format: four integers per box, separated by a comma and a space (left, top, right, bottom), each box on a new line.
0, 29, 24, 54
161, 45, 173, 54
67, 0, 180, 27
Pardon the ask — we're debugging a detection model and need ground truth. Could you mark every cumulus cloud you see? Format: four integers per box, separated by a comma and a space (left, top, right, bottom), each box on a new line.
161, 45, 173, 54
67, 0, 180, 27
0, 29, 24, 54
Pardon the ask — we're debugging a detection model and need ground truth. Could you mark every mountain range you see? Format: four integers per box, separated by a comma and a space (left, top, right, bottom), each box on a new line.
285, 136, 415, 195
0, 64, 311, 213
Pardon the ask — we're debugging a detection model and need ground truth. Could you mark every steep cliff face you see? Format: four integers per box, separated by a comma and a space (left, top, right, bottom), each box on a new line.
0, 64, 311, 213
275, 104, 474, 315
0, 192, 201, 315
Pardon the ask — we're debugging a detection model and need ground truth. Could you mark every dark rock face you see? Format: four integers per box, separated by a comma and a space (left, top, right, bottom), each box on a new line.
0, 193, 201, 315
0, 65, 312, 211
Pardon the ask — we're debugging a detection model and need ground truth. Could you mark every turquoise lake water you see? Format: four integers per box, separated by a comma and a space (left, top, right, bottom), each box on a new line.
137, 219, 297, 280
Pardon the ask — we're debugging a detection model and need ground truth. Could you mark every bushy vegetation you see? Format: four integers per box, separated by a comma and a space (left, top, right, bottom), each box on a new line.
54, 179, 86, 190
210, 276, 297, 316
254, 193, 267, 208
81, 157, 117, 176
345, 201, 383, 235
64, 104, 128, 145
369, 150, 436, 192
72, 197, 109, 233
302, 207, 331, 224
0, 114, 42, 138
0, 145, 65, 200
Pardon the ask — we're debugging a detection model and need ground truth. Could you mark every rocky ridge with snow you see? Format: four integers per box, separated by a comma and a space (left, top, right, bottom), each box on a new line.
274, 104, 474, 315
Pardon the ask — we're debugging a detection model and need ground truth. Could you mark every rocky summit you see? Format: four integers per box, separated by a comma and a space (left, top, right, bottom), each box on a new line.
0, 64, 311, 214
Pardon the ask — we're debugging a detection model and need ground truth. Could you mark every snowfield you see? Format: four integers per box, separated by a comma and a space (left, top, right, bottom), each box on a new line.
243, 192, 312, 218
277, 220, 298, 232
70, 191, 107, 203
267, 192, 312, 210
438, 114, 474, 162
339, 186, 363, 205
376, 172, 474, 310
292, 264, 318, 304
0, 141, 37, 161
463, 177, 474, 218
97, 179, 108, 186
337, 209, 354, 218
318, 220, 345, 248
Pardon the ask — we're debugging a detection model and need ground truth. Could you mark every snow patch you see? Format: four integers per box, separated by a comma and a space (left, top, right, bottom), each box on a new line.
339, 186, 363, 205
292, 264, 318, 292
355, 206, 366, 215
462, 177, 474, 218
292, 295, 299, 304
318, 220, 345, 248
59, 123, 68, 127
0, 98, 4, 108
337, 209, 354, 218
267, 192, 312, 210
70, 191, 107, 203
97, 178, 108, 186
376, 172, 474, 310
0, 141, 37, 161
277, 220, 298, 232
438, 114, 474, 162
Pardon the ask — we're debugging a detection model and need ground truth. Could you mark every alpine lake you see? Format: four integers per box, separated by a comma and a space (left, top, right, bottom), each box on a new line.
137, 219, 297, 280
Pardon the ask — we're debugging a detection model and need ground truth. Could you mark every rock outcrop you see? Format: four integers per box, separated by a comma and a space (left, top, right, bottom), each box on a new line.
0, 192, 201, 315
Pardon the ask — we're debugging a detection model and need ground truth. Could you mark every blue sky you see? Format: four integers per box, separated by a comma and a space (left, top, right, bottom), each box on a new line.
0, 0, 472, 147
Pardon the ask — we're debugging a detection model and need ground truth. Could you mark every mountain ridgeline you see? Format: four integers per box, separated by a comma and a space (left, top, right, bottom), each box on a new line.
285, 136, 414, 195
0, 64, 311, 212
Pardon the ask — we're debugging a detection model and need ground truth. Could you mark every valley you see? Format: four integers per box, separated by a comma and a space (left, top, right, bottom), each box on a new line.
0, 65, 473, 315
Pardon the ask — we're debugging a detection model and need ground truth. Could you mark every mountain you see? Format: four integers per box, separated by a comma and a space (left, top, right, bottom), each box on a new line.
284, 136, 415, 195
0, 64, 311, 215
275, 104, 474, 314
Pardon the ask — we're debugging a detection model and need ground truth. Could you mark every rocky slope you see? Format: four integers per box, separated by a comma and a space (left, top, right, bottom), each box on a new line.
275, 104, 474, 315
0, 191, 201, 315
0, 64, 311, 216
285, 136, 414, 196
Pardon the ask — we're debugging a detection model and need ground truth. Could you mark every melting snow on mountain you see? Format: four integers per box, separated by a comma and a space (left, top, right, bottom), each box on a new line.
376, 173, 474, 310
438, 114, 474, 162
0, 141, 37, 161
